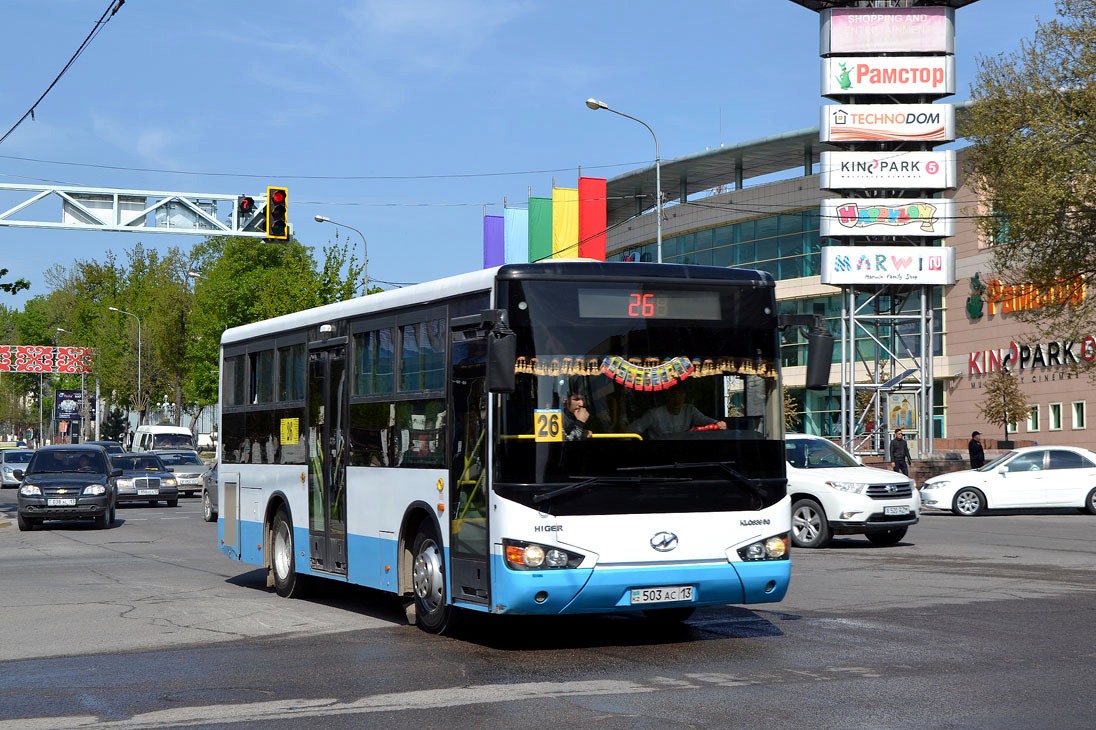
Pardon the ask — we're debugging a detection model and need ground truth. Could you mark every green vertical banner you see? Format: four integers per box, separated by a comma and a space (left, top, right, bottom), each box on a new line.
528, 196, 553, 262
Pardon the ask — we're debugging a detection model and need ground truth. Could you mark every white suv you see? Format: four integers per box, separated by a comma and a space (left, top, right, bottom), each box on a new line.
785, 434, 920, 548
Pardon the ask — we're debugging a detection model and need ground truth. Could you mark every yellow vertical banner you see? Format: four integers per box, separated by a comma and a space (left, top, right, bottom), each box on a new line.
551, 187, 579, 258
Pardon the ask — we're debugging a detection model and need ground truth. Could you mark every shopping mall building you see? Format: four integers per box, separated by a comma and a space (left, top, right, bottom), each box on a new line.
600, 127, 1091, 453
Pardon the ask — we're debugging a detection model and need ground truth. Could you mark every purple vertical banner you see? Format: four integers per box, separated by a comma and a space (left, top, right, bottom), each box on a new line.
483, 215, 505, 268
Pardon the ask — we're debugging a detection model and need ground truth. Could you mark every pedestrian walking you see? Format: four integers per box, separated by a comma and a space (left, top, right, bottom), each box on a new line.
890, 428, 912, 476
968, 430, 985, 468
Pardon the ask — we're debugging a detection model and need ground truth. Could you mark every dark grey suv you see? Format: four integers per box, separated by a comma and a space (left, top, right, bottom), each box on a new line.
15, 445, 120, 531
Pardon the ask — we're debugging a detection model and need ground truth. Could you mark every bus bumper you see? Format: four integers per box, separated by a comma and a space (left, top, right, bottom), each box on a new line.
489, 557, 790, 615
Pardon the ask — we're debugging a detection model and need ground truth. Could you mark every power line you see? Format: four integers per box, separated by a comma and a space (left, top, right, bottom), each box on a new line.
0, 0, 125, 147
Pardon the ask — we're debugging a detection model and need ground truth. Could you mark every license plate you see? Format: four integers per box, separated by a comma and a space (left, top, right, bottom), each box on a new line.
47, 498, 77, 506
137, 489, 159, 496
884, 505, 910, 516
630, 585, 693, 605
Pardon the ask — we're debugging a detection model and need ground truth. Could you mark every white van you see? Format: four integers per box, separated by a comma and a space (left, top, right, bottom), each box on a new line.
131, 425, 195, 453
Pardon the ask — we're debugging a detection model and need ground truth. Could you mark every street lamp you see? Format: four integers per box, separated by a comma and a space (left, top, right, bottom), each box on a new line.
315, 215, 369, 294
108, 307, 142, 429
585, 97, 662, 263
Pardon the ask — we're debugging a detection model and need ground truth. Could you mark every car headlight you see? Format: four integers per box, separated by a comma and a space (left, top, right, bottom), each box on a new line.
117, 478, 133, 488
922, 481, 947, 490
738, 534, 790, 561
18, 484, 42, 496
83, 485, 107, 496
503, 539, 583, 570
827, 481, 868, 494
162, 477, 178, 487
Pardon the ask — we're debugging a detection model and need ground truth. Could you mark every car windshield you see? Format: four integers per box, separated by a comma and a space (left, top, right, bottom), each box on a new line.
153, 434, 194, 449
786, 438, 860, 469
159, 453, 202, 466
114, 456, 164, 471
4, 451, 33, 464
978, 451, 1018, 472
28, 450, 107, 474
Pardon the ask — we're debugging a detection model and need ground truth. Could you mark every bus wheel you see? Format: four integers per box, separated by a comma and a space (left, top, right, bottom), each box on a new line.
271, 508, 307, 598
412, 523, 452, 633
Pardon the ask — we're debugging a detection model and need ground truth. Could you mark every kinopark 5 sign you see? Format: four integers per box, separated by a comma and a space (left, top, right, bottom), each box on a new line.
820, 150, 957, 190
820, 198, 956, 238
821, 246, 955, 286
822, 56, 955, 97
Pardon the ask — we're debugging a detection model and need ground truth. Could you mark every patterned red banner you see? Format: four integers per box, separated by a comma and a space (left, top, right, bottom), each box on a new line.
0, 346, 94, 373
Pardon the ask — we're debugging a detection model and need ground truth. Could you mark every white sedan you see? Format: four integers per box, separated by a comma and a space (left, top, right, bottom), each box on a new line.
920, 445, 1096, 516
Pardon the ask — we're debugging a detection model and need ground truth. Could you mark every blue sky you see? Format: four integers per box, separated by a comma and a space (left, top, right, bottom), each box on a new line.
0, 0, 1059, 310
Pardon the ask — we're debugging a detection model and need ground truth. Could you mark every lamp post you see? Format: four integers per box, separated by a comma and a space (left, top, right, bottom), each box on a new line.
585, 97, 662, 263
108, 307, 142, 430
315, 215, 369, 294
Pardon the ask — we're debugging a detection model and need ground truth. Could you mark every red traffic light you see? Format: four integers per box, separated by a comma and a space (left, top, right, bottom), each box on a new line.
266, 186, 288, 240
238, 196, 255, 217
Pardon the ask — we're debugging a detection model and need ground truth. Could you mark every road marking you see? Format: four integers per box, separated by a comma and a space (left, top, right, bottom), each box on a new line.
0, 668, 912, 728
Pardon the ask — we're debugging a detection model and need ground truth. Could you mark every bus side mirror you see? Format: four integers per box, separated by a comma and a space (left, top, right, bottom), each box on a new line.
483, 309, 516, 393
779, 314, 833, 391
805, 327, 834, 390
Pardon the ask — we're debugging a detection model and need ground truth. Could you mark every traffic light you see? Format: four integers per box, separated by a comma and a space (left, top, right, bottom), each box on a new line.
237, 195, 255, 220
266, 186, 288, 240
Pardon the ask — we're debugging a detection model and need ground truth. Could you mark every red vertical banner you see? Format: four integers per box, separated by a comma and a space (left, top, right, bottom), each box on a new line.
578, 177, 607, 261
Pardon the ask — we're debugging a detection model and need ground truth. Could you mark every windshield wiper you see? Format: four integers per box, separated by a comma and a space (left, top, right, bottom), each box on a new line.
618, 461, 766, 500
533, 474, 691, 504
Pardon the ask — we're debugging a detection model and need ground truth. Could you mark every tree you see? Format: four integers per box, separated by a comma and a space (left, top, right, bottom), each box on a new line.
964, 0, 1096, 338
0, 268, 30, 296
977, 371, 1031, 446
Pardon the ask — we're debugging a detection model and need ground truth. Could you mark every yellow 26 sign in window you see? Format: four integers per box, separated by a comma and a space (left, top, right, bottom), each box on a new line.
533, 409, 563, 442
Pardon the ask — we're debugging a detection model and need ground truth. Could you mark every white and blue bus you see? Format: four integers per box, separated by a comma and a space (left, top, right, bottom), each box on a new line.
216, 261, 831, 633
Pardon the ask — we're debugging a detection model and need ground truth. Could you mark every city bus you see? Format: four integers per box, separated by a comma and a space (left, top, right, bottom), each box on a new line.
215, 261, 832, 633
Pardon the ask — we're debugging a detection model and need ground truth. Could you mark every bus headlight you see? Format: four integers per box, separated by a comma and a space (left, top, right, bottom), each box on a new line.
737, 534, 790, 561
503, 539, 583, 570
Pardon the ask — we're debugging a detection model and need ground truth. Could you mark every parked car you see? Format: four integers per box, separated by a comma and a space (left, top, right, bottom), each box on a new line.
112, 452, 179, 508
2, 449, 35, 488
786, 434, 920, 548
921, 445, 1096, 516
15, 445, 120, 531
85, 440, 126, 455
154, 449, 211, 497
201, 462, 218, 522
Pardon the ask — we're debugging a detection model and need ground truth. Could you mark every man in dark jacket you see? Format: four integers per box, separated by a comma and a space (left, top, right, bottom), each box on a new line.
968, 431, 985, 468
890, 429, 912, 476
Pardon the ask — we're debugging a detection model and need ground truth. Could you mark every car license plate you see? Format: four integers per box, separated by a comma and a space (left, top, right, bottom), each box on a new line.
630, 585, 693, 605
47, 498, 77, 506
137, 489, 159, 496
884, 505, 910, 516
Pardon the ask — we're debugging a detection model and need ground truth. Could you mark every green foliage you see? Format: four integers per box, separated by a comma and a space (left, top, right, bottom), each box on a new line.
977, 371, 1030, 444
0, 268, 30, 296
964, 0, 1096, 337
104, 407, 129, 442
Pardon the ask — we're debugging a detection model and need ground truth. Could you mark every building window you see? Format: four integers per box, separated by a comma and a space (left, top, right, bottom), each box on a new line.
1072, 401, 1086, 430
1049, 402, 1063, 431
1027, 405, 1039, 432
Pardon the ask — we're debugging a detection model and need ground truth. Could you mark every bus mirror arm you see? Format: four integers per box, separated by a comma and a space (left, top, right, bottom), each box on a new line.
778, 314, 834, 391
484, 309, 517, 393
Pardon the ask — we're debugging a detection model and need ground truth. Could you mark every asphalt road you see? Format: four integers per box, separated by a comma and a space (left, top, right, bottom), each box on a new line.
1, 487, 1094, 729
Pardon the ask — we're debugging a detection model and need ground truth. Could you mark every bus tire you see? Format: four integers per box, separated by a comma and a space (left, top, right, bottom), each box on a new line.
271, 508, 307, 598
791, 498, 832, 549
411, 522, 453, 634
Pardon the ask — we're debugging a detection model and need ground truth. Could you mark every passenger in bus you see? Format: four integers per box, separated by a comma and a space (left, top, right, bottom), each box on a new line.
562, 391, 604, 441
625, 386, 726, 439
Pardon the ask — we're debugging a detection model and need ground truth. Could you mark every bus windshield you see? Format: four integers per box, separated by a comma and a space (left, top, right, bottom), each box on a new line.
495, 277, 784, 515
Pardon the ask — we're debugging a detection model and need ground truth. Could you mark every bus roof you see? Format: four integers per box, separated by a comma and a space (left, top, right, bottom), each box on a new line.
221, 261, 773, 346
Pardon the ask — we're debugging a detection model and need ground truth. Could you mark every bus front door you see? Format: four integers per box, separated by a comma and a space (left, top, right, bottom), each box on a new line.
307, 344, 348, 576
448, 336, 489, 605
